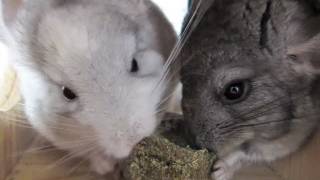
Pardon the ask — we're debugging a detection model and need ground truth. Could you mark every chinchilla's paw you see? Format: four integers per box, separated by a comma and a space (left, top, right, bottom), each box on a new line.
211, 160, 235, 180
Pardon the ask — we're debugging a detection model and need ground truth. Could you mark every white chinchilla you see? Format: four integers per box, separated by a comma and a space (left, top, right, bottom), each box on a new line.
3, 0, 178, 175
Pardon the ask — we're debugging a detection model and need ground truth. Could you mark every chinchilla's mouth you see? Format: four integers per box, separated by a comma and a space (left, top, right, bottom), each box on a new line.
156, 112, 215, 152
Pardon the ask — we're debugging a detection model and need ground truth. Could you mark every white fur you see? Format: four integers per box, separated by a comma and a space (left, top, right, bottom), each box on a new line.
212, 151, 245, 180
7, 0, 177, 174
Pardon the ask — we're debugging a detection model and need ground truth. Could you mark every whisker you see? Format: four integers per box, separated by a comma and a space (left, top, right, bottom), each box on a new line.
7, 104, 88, 131
240, 91, 308, 121
220, 111, 320, 135
219, 90, 310, 130
2, 120, 37, 130
67, 157, 88, 175
25, 146, 58, 154
156, 90, 177, 108
46, 143, 97, 170
220, 118, 291, 135
10, 146, 58, 159
6, 118, 82, 133
11, 135, 98, 159
153, 108, 167, 117
53, 138, 98, 148
152, 0, 213, 92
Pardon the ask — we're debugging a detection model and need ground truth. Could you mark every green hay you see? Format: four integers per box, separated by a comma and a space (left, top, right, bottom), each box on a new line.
124, 117, 216, 180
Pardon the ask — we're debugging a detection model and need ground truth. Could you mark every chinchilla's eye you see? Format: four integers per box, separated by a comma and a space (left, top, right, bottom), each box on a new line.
223, 80, 250, 103
130, 58, 139, 73
62, 86, 78, 101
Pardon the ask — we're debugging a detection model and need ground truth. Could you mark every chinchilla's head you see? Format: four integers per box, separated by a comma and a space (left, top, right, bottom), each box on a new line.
180, 0, 320, 157
7, 0, 177, 160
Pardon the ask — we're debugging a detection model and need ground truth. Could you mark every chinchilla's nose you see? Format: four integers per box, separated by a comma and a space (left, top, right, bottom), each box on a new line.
184, 120, 216, 152
183, 124, 202, 150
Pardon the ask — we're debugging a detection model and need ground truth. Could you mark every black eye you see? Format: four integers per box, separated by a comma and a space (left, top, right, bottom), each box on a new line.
62, 86, 77, 101
130, 59, 139, 73
223, 81, 249, 103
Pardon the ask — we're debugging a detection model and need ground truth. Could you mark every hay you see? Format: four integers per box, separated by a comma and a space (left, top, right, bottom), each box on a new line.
123, 115, 216, 180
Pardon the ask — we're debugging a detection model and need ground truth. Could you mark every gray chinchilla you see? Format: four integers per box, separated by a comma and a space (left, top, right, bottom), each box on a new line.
180, 0, 320, 179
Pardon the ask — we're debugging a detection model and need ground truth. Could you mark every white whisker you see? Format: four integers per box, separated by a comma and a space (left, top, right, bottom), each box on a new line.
46, 143, 97, 170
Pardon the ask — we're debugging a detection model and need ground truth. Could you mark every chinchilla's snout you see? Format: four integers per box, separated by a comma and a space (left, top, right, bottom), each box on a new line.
183, 123, 202, 150
183, 118, 219, 152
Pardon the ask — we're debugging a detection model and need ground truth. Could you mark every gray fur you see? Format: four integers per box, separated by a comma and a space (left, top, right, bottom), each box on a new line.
180, 0, 320, 179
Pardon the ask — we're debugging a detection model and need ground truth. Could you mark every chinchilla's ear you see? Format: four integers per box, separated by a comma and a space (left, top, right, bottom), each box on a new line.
287, 34, 320, 75
1, 0, 24, 27
286, 2, 320, 76
0, 0, 25, 48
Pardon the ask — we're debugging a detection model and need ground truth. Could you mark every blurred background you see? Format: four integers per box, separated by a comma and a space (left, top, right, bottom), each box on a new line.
151, 0, 189, 33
